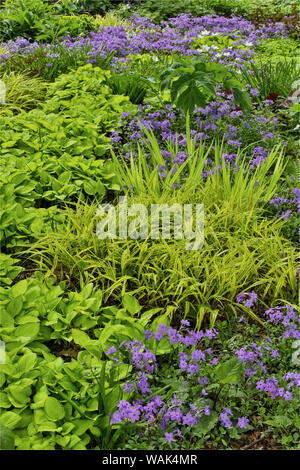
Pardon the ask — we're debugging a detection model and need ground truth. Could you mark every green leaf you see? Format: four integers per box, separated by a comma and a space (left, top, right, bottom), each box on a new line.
215, 357, 244, 384
14, 323, 40, 341
0, 411, 22, 430
6, 296, 23, 317
195, 411, 218, 435
0, 424, 15, 450
232, 86, 252, 112
122, 294, 141, 315
170, 74, 190, 103
17, 350, 37, 373
7, 383, 32, 407
44, 397, 65, 421
71, 329, 92, 348
265, 415, 293, 428
10, 280, 27, 297
83, 180, 96, 195
176, 84, 206, 113
105, 384, 123, 415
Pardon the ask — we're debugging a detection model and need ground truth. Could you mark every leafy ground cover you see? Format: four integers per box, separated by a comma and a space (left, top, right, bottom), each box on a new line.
0, 0, 299, 451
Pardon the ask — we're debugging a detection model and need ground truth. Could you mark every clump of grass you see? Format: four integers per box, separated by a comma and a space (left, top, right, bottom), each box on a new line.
0, 71, 48, 114
239, 59, 300, 101
92, 12, 133, 31
24, 137, 298, 328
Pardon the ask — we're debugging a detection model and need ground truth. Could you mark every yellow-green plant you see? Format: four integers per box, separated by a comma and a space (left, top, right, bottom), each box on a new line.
0, 71, 48, 114
112, 114, 285, 201
24, 135, 298, 328
92, 12, 133, 31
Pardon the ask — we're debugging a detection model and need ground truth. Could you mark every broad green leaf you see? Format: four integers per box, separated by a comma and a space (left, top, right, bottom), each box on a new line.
6, 296, 23, 317
122, 294, 141, 315
0, 411, 22, 430
44, 397, 65, 421
10, 280, 27, 297
215, 357, 244, 384
195, 411, 218, 435
14, 323, 40, 340
71, 329, 92, 348
0, 424, 15, 450
176, 84, 206, 113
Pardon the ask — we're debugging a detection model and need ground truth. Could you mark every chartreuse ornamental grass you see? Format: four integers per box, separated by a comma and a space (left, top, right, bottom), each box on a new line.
0, 71, 48, 115
25, 137, 298, 327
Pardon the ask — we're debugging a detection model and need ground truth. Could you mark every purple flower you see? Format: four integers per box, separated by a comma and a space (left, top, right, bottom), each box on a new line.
144, 330, 153, 340
106, 346, 117, 355
220, 412, 232, 428
165, 432, 175, 443
238, 417, 249, 429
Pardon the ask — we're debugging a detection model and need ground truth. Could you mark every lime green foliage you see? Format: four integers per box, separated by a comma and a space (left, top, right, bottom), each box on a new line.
0, 270, 168, 450
256, 38, 300, 60
126, 53, 175, 83
0, 274, 105, 449
0, 65, 136, 251
92, 12, 133, 30
0, 346, 99, 449
0, 169, 65, 253
0, 424, 15, 449
112, 118, 285, 200
191, 33, 249, 54
0, 277, 103, 343
0, 254, 24, 287
25, 139, 297, 327
0, 71, 48, 115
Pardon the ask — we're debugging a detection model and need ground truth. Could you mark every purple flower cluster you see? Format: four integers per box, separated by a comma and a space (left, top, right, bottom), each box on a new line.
106, 309, 299, 444
236, 290, 258, 309
0, 14, 288, 68
114, 86, 279, 179
256, 376, 296, 401
264, 305, 300, 340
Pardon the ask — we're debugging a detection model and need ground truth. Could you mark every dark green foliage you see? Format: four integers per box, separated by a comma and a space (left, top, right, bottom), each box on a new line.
160, 59, 251, 113
106, 72, 148, 105
238, 59, 300, 101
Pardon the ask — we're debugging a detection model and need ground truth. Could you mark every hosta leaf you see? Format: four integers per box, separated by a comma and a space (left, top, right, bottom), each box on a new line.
44, 397, 65, 421
71, 329, 92, 348
122, 293, 141, 315
0, 424, 15, 450
0, 411, 22, 430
